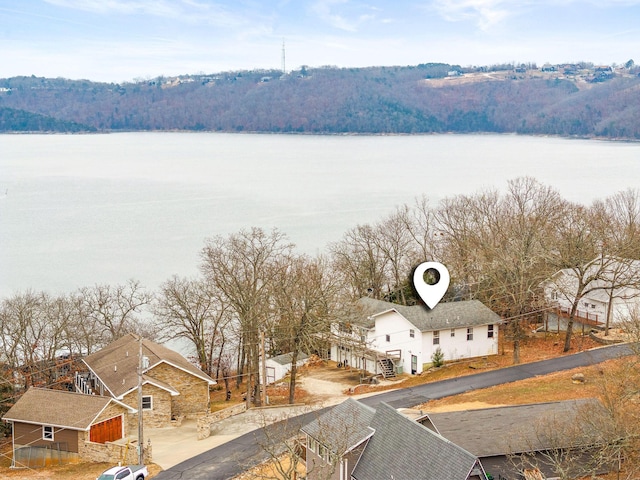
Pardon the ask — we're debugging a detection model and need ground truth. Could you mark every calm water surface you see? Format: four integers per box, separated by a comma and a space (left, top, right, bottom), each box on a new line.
1, 132, 639, 297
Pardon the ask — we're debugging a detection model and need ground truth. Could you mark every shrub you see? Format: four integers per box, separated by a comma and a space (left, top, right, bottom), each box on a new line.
431, 347, 445, 367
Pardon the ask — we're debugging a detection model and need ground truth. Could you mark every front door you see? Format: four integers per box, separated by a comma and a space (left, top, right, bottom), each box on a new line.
411, 355, 418, 375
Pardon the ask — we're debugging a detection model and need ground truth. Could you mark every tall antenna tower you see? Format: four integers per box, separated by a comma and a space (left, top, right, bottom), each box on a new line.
281, 39, 286, 75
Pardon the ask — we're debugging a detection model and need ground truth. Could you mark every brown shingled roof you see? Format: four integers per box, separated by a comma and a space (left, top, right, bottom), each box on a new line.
2, 388, 135, 430
82, 333, 215, 399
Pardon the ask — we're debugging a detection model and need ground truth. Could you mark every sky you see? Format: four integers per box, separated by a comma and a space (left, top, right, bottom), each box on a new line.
1, 0, 640, 83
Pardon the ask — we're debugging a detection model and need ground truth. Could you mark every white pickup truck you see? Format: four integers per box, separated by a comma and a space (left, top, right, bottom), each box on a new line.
97, 465, 149, 480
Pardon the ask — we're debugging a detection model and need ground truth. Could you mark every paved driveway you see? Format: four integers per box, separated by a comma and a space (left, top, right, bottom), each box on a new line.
148, 405, 314, 470
154, 343, 635, 479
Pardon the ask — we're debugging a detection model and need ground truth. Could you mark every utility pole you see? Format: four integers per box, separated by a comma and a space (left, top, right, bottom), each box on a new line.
137, 335, 144, 465
260, 329, 267, 406
281, 39, 286, 75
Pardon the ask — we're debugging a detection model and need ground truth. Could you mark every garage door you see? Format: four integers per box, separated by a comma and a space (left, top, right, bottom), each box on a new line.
90, 415, 123, 444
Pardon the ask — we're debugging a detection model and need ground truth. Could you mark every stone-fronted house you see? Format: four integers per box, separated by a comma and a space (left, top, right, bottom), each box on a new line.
331, 298, 501, 376
2, 387, 138, 467
301, 398, 488, 480
75, 333, 216, 428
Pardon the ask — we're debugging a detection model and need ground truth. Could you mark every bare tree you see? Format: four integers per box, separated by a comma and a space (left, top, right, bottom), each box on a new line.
547, 202, 639, 351
372, 208, 417, 305
434, 179, 565, 361
200, 227, 294, 407
153, 275, 231, 375
401, 195, 440, 262
272, 255, 340, 404
77, 279, 152, 343
510, 401, 611, 480
330, 223, 391, 301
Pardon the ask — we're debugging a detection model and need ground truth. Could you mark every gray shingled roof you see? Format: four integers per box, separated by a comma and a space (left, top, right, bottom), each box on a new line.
358, 297, 501, 331
2, 387, 134, 430
268, 352, 309, 366
301, 398, 375, 453
83, 333, 215, 399
425, 399, 604, 457
351, 402, 480, 480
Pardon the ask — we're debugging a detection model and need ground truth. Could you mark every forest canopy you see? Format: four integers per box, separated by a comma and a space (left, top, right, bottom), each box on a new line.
1, 63, 640, 138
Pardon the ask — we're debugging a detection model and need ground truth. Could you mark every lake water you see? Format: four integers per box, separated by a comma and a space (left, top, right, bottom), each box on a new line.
1, 132, 639, 298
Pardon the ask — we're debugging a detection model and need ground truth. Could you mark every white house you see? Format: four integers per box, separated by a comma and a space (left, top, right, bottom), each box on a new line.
545, 258, 640, 328
261, 352, 309, 385
331, 298, 501, 376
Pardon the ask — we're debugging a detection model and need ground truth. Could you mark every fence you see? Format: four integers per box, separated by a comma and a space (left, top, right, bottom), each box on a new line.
12, 442, 77, 468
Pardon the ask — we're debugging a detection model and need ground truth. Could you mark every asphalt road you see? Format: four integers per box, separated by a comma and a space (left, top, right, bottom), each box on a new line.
154, 343, 634, 480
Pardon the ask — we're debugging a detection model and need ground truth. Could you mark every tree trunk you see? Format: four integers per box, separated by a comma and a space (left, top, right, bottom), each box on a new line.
564, 304, 577, 352
288, 350, 299, 405
605, 290, 614, 336
513, 338, 520, 365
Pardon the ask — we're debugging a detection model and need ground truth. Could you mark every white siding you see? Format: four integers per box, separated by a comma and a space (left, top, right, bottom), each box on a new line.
369, 311, 423, 374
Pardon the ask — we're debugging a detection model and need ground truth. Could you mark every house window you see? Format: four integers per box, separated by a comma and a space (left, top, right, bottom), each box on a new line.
385, 334, 390, 342
433, 331, 440, 345
142, 395, 153, 410
450, 329, 455, 337
318, 443, 331, 463
43, 425, 54, 441
308, 436, 318, 454
551, 291, 558, 300
409, 329, 415, 338
487, 325, 494, 338
467, 328, 474, 341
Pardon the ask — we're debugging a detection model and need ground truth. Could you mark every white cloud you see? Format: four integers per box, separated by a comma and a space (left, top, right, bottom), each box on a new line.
430, 0, 523, 30
42, 0, 252, 28
311, 0, 379, 32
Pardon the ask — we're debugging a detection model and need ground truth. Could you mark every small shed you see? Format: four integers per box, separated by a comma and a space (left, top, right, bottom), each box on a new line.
263, 352, 309, 385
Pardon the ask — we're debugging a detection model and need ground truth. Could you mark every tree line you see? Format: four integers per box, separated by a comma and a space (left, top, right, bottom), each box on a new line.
1, 64, 640, 138
1, 177, 639, 418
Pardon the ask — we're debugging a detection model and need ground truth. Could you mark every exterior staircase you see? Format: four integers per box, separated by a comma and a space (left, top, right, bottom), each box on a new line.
377, 357, 396, 379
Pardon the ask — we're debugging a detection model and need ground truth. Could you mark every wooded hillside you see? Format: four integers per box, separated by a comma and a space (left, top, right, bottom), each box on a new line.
1, 63, 639, 138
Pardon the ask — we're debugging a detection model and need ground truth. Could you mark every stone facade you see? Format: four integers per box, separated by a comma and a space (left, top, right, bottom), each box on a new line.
79, 430, 152, 465
148, 362, 210, 418
122, 383, 173, 428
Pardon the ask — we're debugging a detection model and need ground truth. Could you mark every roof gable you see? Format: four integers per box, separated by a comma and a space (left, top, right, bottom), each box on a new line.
358, 297, 501, 331
301, 398, 375, 453
120, 374, 181, 398
82, 333, 215, 399
2, 388, 135, 430
351, 402, 479, 480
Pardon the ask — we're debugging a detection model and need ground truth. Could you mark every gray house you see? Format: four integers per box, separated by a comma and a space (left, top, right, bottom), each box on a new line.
421, 399, 607, 479
301, 398, 488, 480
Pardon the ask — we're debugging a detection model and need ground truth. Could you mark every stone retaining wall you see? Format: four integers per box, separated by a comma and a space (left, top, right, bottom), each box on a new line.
78, 432, 152, 464
197, 403, 246, 440
589, 331, 624, 345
